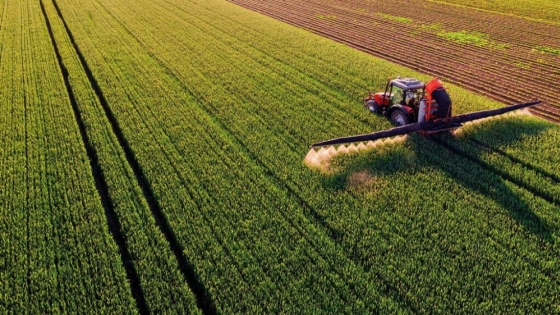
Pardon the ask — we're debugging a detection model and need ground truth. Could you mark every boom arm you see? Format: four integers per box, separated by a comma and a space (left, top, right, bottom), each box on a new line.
311, 100, 541, 148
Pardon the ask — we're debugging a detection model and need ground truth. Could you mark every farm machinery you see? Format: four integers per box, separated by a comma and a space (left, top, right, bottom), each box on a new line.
310, 77, 541, 149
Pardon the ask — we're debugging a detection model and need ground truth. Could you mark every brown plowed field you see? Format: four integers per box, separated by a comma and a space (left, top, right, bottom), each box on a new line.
229, 0, 560, 123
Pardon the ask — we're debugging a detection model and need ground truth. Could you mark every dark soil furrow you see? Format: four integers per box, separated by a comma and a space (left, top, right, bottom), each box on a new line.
39, 1, 149, 313
48, 0, 216, 313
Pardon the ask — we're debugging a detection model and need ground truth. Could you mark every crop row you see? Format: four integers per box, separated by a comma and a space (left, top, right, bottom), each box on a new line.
430, 0, 560, 24
40, 0, 203, 313
56, 0, 560, 312
128, 0, 560, 312
55, 0, 411, 312
0, 0, 136, 313
334, 0, 560, 50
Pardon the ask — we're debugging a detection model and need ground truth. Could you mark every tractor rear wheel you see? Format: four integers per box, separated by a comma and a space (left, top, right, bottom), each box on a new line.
390, 109, 410, 126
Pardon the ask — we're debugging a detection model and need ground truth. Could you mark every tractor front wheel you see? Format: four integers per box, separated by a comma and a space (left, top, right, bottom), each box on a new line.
366, 100, 381, 114
390, 109, 410, 126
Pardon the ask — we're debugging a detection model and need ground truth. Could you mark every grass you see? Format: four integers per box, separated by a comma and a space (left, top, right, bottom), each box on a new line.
376, 12, 413, 24
438, 30, 489, 46
316, 14, 337, 20
534, 45, 560, 57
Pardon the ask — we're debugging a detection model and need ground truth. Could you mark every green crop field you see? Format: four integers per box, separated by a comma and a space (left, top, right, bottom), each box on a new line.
1, 0, 559, 313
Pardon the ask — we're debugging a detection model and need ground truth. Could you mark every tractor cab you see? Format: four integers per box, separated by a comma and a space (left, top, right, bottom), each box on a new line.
365, 77, 425, 125
364, 77, 449, 126
386, 77, 424, 106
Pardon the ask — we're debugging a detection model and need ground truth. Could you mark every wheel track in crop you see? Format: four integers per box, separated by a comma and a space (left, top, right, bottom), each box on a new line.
61, 0, 342, 310
432, 137, 558, 219
229, 0, 560, 122
87, 0, 275, 309
100, 5, 377, 312
436, 137, 559, 207
468, 138, 560, 184
95, 0, 419, 310
421, 137, 558, 279
462, 138, 560, 204
65, 0, 306, 310
22, 1, 31, 305
39, 1, 149, 313
47, 0, 216, 313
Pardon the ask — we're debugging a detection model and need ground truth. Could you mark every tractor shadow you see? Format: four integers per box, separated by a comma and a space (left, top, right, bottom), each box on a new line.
322, 115, 555, 243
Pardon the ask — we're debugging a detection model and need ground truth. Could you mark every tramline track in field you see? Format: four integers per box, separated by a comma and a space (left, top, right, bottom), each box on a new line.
468, 138, 560, 184
39, 1, 149, 312
44, 0, 214, 313
95, 0, 408, 310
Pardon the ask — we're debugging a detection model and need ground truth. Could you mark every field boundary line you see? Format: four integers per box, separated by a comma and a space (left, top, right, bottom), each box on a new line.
39, 1, 149, 313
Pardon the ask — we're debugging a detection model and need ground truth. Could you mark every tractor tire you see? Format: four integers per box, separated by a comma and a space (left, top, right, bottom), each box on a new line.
366, 100, 381, 114
390, 109, 410, 126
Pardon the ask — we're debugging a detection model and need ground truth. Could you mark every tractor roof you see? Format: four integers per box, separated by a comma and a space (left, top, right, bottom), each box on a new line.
390, 77, 425, 91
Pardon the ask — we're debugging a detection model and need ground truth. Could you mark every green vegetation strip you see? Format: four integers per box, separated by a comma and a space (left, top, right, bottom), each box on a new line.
375, 13, 412, 24
42, 0, 203, 313
0, 0, 135, 313
534, 45, 560, 56
437, 30, 489, 47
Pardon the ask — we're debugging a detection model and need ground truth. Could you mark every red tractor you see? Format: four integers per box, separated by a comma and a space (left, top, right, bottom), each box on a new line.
309, 76, 540, 149
364, 77, 453, 126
